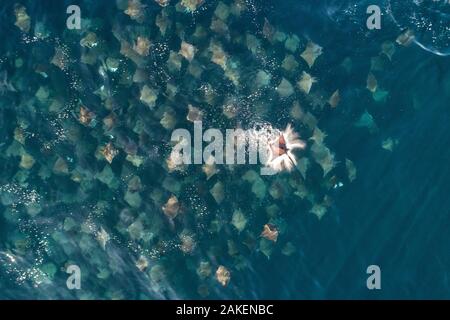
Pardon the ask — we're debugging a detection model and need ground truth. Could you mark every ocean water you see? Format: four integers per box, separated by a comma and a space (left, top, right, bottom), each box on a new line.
0, 0, 449, 300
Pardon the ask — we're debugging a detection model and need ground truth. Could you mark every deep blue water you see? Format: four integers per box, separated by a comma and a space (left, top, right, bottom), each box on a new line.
0, 0, 449, 299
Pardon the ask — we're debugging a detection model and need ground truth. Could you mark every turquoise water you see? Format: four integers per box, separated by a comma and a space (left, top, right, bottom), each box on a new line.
0, 0, 450, 299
